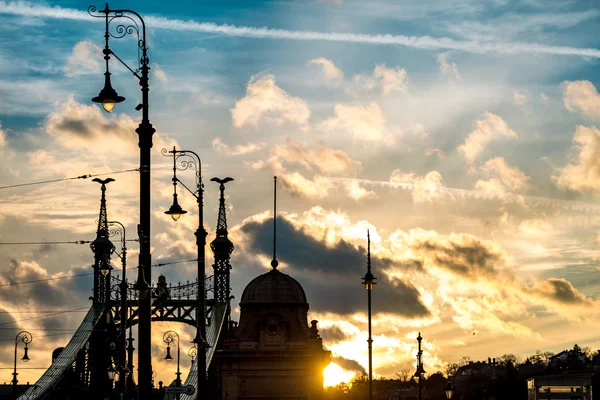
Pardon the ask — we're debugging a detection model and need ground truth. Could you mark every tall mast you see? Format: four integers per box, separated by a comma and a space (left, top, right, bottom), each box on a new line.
90, 178, 115, 304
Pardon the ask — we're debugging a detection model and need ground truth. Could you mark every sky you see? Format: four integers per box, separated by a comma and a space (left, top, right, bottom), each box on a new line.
0, 0, 599, 389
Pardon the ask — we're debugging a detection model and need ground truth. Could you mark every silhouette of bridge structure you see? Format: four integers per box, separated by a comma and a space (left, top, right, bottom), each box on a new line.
18, 177, 234, 400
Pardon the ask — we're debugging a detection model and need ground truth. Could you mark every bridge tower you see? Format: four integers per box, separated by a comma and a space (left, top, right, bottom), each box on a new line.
210, 177, 234, 313
90, 178, 116, 304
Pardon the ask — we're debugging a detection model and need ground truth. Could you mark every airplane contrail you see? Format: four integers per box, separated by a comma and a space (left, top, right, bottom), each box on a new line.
0, 1, 599, 58
329, 177, 600, 214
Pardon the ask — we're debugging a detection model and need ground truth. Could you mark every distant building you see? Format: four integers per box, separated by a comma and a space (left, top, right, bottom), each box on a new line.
526, 374, 592, 400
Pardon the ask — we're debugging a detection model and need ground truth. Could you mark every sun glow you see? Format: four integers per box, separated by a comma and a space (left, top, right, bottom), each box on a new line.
323, 362, 356, 387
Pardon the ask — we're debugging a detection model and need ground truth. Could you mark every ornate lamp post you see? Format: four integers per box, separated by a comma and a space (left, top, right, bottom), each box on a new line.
108, 220, 129, 397
12, 331, 32, 398
162, 146, 208, 394
362, 230, 376, 400
163, 330, 182, 400
414, 332, 426, 400
88, 5, 153, 397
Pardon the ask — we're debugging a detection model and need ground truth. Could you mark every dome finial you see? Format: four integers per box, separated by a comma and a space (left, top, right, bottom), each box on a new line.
271, 176, 278, 270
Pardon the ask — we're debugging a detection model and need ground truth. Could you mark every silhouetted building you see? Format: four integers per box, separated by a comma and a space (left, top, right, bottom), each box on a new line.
215, 263, 331, 399
527, 374, 592, 400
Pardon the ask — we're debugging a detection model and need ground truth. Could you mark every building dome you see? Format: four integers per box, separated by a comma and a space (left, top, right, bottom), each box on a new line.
240, 268, 307, 305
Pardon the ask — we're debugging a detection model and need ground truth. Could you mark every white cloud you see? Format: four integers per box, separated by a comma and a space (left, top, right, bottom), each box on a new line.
562, 80, 600, 120
519, 218, 553, 236
479, 157, 530, 192
458, 112, 518, 164
513, 90, 528, 109
390, 169, 445, 203
231, 73, 310, 129
414, 124, 429, 139
153, 63, 168, 82
320, 103, 393, 143
425, 148, 444, 158
279, 172, 333, 199
63, 41, 102, 77
212, 137, 266, 156
349, 64, 407, 96
270, 138, 361, 175
553, 125, 600, 192
436, 53, 460, 80
539, 93, 549, 102
308, 57, 344, 85
344, 181, 377, 201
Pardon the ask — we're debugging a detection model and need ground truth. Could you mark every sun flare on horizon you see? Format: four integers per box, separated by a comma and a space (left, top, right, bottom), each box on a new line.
323, 362, 356, 388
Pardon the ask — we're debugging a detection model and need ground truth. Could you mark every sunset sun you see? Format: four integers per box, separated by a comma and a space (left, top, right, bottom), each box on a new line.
323, 362, 356, 388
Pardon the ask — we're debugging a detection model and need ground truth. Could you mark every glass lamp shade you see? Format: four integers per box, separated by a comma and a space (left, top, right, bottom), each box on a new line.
99, 263, 112, 277
92, 72, 125, 113
102, 100, 116, 113
21, 346, 29, 362
444, 381, 455, 399
107, 366, 116, 380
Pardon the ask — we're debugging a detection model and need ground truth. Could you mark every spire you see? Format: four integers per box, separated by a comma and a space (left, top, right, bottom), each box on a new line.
367, 229, 372, 273
271, 176, 278, 270
90, 178, 115, 304
211, 177, 234, 237
210, 177, 234, 306
95, 178, 114, 235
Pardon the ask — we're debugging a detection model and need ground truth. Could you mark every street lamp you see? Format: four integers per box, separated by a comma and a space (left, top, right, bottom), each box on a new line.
414, 332, 426, 400
13, 331, 32, 398
163, 330, 182, 399
162, 146, 208, 393
88, 4, 155, 397
362, 230, 376, 400
188, 345, 198, 367
108, 220, 129, 397
445, 381, 455, 399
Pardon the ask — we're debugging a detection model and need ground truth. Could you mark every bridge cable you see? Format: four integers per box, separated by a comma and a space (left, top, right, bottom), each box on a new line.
0, 168, 140, 190
0, 259, 198, 287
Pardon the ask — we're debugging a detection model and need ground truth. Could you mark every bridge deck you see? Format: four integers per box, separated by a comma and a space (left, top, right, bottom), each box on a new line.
18, 304, 104, 400
178, 302, 227, 400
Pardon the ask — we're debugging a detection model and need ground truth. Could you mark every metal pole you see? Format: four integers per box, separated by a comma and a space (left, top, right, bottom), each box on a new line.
196, 191, 207, 395
12, 337, 18, 398
130, 11, 154, 400
368, 285, 372, 400
176, 338, 181, 400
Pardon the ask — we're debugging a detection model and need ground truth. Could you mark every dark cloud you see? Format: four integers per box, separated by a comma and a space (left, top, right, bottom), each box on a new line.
534, 278, 590, 305
333, 356, 366, 374
320, 325, 349, 344
412, 234, 504, 279
240, 217, 430, 317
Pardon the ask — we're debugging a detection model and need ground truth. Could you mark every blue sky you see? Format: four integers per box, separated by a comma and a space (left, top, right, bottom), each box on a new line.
0, 0, 600, 387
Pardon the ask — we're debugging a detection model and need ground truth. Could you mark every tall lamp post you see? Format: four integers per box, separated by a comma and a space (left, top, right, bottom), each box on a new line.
108, 220, 130, 397
414, 332, 426, 400
162, 146, 208, 394
12, 331, 32, 398
163, 330, 182, 400
88, 5, 153, 398
362, 230, 376, 400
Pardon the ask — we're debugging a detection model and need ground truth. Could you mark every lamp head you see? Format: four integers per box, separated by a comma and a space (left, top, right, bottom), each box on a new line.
99, 262, 112, 277
444, 381, 455, 399
21, 345, 29, 362
362, 271, 376, 289
133, 266, 149, 299
107, 366, 116, 381
164, 345, 173, 361
164, 193, 187, 221
92, 72, 125, 113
